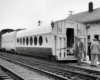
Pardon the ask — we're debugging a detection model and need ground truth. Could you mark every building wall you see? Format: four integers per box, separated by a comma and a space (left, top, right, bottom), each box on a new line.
88, 23, 100, 42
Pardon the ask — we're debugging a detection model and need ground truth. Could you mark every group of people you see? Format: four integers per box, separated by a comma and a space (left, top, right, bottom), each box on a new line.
75, 38, 100, 67
88, 38, 100, 66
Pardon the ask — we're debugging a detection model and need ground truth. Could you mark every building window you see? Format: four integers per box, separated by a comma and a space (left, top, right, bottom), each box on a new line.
94, 35, 99, 40
30, 37, 33, 45
23, 38, 25, 45
26, 38, 29, 45
88, 35, 90, 40
39, 36, 43, 46
34, 37, 37, 45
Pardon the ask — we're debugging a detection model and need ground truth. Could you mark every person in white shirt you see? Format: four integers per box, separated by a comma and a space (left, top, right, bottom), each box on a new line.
91, 38, 99, 66
97, 39, 100, 65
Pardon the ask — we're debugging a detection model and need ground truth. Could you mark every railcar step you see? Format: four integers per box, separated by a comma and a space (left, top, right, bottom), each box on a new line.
1, 76, 11, 79
3, 79, 14, 80
0, 75, 8, 77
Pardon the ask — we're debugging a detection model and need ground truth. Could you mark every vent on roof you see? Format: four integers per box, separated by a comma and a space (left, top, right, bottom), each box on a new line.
89, 2, 93, 12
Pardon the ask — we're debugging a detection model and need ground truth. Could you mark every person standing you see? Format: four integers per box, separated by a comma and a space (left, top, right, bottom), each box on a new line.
88, 39, 91, 61
91, 38, 99, 66
74, 37, 78, 58
97, 40, 100, 65
77, 38, 84, 65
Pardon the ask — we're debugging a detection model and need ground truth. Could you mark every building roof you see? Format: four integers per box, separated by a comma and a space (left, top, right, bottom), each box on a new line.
66, 7, 100, 24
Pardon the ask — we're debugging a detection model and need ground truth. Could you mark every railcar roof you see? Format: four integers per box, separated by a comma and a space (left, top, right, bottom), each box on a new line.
17, 25, 52, 37
2, 31, 16, 37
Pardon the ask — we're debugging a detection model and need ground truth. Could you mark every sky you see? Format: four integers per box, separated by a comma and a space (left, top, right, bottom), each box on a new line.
0, 0, 100, 30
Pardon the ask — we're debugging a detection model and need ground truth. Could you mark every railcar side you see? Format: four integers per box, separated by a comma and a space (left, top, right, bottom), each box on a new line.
16, 26, 55, 60
0, 24, 77, 61
16, 33, 53, 59
1, 31, 17, 52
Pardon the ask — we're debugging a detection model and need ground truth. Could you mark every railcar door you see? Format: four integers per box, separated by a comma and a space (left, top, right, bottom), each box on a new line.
66, 28, 74, 54
66, 28, 77, 60
66, 28, 74, 48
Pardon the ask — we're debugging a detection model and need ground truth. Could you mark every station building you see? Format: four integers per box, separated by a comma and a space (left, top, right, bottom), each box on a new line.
54, 2, 100, 54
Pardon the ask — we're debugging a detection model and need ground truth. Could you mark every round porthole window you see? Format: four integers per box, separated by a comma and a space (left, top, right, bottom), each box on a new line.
23, 38, 25, 45
39, 36, 43, 46
26, 38, 29, 45
34, 37, 37, 45
30, 37, 33, 45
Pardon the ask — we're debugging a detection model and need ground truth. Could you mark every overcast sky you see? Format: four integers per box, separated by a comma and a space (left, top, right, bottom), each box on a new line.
0, 0, 100, 30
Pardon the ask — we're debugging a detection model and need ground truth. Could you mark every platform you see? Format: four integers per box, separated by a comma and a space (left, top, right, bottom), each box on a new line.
0, 58, 52, 80
68, 56, 100, 72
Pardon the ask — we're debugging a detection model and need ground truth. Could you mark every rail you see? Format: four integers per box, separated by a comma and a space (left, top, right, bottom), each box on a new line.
0, 52, 100, 80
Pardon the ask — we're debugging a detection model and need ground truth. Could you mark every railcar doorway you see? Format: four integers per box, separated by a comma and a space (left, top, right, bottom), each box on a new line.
66, 28, 74, 48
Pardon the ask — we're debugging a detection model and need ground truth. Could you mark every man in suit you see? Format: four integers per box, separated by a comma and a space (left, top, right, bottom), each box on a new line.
91, 38, 99, 66
88, 39, 91, 61
77, 38, 84, 65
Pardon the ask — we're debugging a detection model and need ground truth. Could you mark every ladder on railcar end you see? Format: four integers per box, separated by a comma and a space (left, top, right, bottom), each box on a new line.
54, 34, 68, 60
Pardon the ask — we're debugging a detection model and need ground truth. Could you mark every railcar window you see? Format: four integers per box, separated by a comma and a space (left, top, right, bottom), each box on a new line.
20, 38, 22, 45
26, 38, 29, 45
34, 37, 37, 45
88, 35, 90, 40
39, 36, 43, 46
17, 39, 19, 43
59, 53, 61, 57
64, 53, 66, 57
23, 38, 25, 45
30, 37, 33, 45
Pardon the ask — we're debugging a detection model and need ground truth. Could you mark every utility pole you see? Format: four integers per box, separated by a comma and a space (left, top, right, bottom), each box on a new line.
68, 10, 74, 16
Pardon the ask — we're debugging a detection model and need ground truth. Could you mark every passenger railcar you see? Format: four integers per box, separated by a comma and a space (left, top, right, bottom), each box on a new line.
1, 31, 17, 52
16, 26, 54, 59
1, 24, 77, 61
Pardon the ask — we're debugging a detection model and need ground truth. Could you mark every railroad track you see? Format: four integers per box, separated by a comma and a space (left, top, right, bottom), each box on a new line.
0, 52, 100, 80
0, 65, 23, 80
0, 67, 13, 80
